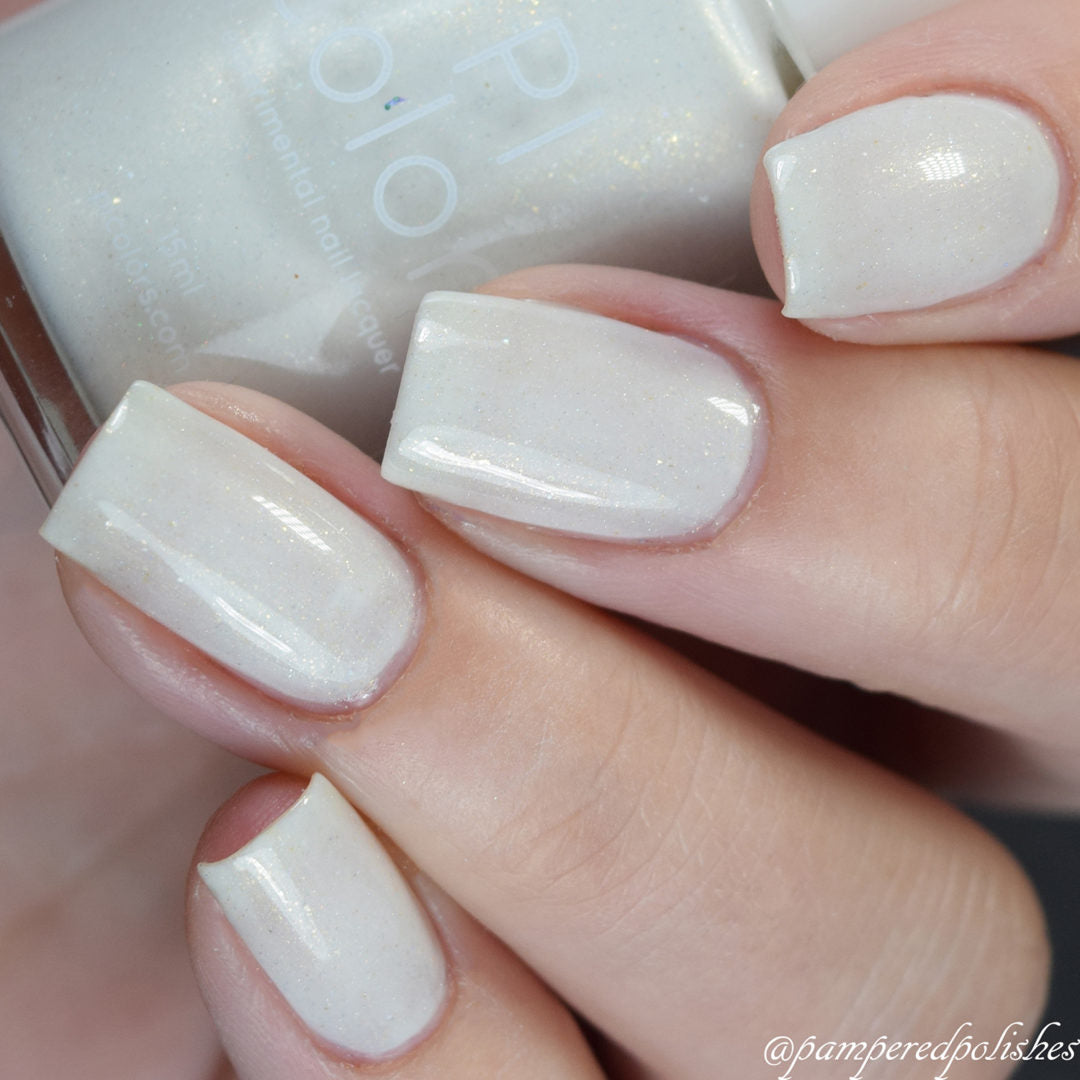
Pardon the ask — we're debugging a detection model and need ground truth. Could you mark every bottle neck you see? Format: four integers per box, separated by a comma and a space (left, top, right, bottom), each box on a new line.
763, 0, 961, 79
0, 231, 96, 504
761, 0, 818, 79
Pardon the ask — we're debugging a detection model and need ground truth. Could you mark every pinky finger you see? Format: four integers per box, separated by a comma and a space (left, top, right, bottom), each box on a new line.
188, 772, 602, 1080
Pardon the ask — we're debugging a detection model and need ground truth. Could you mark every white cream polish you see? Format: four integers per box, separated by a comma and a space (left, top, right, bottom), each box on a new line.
199, 774, 448, 1059
40, 382, 421, 710
382, 292, 762, 541
766, 94, 1062, 318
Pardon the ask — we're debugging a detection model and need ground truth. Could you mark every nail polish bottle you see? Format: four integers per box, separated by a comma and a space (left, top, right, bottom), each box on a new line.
0, 0, 949, 499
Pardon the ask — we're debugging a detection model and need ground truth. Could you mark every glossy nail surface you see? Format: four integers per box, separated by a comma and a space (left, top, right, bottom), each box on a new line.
40, 382, 420, 710
381, 292, 762, 541
199, 774, 447, 1058
765, 94, 1061, 318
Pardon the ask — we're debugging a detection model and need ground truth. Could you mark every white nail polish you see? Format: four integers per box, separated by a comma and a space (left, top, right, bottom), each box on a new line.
0, 0, 954, 500
381, 292, 762, 541
765, 94, 1062, 318
40, 382, 420, 710
199, 774, 447, 1059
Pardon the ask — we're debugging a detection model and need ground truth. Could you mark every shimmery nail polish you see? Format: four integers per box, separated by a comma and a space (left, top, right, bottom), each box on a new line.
765, 94, 1062, 318
381, 291, 763, 541
199, 774, 447, 1058
40, 381, 421, 710
0, 0, 950, 499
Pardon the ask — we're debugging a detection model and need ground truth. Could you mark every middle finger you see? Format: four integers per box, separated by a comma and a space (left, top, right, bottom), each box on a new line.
44, 381, 1048, 1079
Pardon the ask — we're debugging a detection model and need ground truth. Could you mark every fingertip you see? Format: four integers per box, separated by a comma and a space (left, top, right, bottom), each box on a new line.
55, 554, 339, 768
188, 773, 604, 1079
188, 772, 302, 870
191, 772, 451, 1067
750, 160, 788, 310
751, 0, 1080, 344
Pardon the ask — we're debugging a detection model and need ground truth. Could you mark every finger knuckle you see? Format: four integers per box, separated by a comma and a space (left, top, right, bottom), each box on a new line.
913, 360, 1080, 681
487, 663, 712, 933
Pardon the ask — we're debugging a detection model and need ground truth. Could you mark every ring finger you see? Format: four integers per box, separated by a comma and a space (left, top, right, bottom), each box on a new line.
43, 381, 1047, 1078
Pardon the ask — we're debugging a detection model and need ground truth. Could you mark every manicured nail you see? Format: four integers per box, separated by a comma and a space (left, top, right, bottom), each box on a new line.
40, 381, 420, 710
381, 292, 762, 541
764, 94, 1062, 318
199, 774, 447, 1058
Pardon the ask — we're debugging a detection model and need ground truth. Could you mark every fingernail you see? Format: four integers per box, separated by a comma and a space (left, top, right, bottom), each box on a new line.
381, 292, 762, 541
764, 94, 1062, 318
40, 381, 420, 710
199, 774, 447, 1059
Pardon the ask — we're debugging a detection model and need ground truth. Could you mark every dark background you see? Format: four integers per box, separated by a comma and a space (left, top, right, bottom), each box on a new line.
986, 328, 1080, 1080
974, 809, 1080, 1079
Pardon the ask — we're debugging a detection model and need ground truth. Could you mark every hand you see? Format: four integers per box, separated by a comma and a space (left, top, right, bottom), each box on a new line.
13, 0, 1080, 1078
46, 372, 1048, 1078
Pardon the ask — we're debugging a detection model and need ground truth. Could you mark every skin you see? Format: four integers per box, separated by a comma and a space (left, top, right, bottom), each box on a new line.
3, 0, 1080, 1076
749, 0, 1080, 345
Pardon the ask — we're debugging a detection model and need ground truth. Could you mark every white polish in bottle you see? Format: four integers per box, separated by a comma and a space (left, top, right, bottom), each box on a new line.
0, 0, 951, 498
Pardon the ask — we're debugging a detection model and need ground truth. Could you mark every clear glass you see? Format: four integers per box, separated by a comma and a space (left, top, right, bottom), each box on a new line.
0, 0, 796, 496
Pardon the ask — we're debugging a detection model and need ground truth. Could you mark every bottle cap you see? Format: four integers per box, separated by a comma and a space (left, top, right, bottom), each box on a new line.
766, 0, 957, 76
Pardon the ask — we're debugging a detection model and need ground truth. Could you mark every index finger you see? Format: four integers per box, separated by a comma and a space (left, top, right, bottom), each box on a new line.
751, 0, 1080, 345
